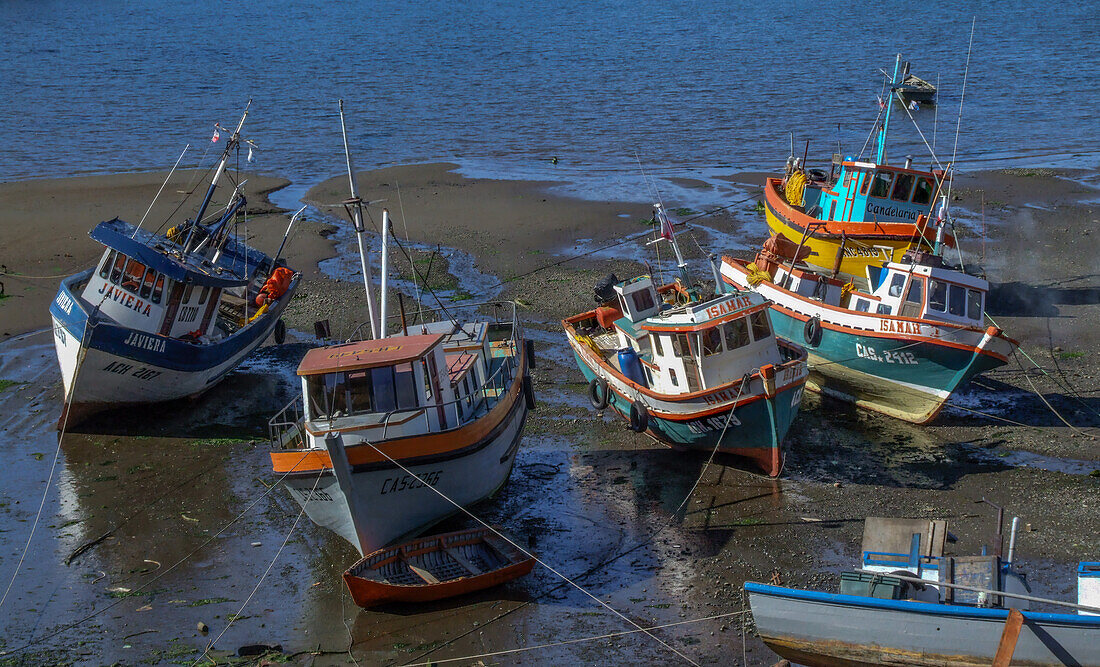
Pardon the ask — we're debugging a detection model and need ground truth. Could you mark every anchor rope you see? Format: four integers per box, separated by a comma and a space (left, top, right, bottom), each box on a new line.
350, 437, 701, 666
192, 468, 324, 666
2, 451, 315, 656
401, 610, 749, 666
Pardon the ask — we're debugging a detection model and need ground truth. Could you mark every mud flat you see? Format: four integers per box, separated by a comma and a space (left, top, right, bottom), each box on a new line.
0, 165, 1096, 665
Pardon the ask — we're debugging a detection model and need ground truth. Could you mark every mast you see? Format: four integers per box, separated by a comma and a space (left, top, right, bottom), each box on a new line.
338, 100, 379, 340
874, 55, 901, 166
378, 208, 391, 339
654, 204, 691, 286
185, 100, 251, 253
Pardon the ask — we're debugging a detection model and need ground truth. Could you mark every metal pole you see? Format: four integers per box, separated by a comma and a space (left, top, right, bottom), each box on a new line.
187, 101, 251, 252
338, 100, 378, 340
1006, 517, 1019, 564
875, 55, 901, 166
379, 209, 391, 339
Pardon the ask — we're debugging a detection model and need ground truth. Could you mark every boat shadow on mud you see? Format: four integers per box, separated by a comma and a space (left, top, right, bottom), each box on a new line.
987, 279, 1100, 317
953, 375, 1100, 429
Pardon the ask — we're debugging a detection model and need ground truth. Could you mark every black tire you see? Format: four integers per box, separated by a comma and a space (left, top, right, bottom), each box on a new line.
524, 339, 537, 370
523, 375, 536, 411
274, 318, 287, 345
588, 377, 610, 410
629, 399, 649, 433
803, 315, 822, 347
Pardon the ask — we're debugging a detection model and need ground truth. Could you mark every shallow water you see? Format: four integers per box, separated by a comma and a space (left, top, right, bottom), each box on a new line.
3, 1, 1099, 194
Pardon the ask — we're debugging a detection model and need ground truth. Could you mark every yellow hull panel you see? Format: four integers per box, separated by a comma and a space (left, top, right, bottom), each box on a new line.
764, 207, 915, 281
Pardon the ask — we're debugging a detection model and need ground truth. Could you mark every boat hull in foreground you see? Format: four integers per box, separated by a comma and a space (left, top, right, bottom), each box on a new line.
746, 581, 1100, 667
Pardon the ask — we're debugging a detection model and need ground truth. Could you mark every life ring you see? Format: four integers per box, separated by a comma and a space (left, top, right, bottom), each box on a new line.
274, 318, 286, 345
628, 399, 649, 433
588, 377, 610, 410
804, 315, 822, 347
523, 374, 537, 411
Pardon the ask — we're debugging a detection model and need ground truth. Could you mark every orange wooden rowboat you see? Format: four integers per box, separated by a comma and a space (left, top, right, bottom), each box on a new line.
343, 527, 535, 608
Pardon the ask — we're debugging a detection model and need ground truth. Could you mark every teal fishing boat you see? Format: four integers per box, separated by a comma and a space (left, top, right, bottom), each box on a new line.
562, 205, 808, 476
720, 236, 1017, 424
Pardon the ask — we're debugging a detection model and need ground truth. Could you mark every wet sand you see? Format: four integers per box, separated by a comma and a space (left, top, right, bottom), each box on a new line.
0, 164, 1097, 665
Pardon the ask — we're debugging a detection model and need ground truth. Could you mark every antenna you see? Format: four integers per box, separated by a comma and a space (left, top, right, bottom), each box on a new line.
338, 100, 379, 340
946, 17, 976, 206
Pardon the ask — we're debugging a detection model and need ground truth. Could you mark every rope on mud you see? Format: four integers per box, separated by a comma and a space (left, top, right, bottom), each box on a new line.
483, 193, 760, 291
193, 468, 324, 666
0, 309, 95, 610
354, 440, 702, 666
403, 377, 753, 666
1, 451, 316, 657
401, 610, 749, 666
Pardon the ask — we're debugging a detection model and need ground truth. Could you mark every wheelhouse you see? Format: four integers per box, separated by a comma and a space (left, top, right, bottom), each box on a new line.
804, 158, 948, 226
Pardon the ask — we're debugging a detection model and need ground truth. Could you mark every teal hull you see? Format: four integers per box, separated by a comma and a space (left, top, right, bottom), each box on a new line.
572, 352, 802, 474
767, 309, 1005, 423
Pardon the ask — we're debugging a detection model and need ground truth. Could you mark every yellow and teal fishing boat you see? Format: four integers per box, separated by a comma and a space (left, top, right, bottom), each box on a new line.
764, 55, 955, 279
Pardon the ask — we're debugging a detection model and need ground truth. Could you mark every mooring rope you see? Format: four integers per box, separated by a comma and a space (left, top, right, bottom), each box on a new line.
353, 438, 701, 666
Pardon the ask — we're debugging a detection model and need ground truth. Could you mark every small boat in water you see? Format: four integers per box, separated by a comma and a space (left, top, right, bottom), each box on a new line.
764, 54, 954, 279
746, 516, 1100, 667
562, 205, 808, 476
49, 103, 301, 424
721, 236, 1017, 423
343, 527, 535, 607
895, 60, 937, 106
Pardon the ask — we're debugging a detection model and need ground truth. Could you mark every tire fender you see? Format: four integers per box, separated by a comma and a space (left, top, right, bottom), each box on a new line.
588, 377, 610, 410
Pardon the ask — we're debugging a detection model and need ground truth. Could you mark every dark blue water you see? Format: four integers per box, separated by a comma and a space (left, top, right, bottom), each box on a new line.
3, 1, 1098, 192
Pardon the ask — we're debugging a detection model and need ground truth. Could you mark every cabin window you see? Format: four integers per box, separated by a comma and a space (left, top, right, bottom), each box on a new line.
724, 318, 750, 350
346, 370, 373, 414
749, 310, 771, 341
855, 299, 870, 313
372, 366, 398, 414
891, 173, 915, 201
99, 250, 116, 279
643, 367, 653, 385
421, 360, 434, 400
672, 334, 691, 358
109, 253, 127, 283
905, 277, 923, 306
869, 172, 894, 198
828, 201, 837, 219
912, 177, 934, 206
652, 334, 664, 357
140, 270, 156, 299
198, 286, 210, 305
395, 363, 418, 410
182, 283, 195, 303
843, 170, 853, 188
121, 258, 146, 293
948, 284, 966, 317
700, 327, 722, 357
888, 273, 906, 297
307, 372, 348, 419
967, 290, 982, 320
928, 280, 947, 312
669, 368, 678, 386
638, 335, 652, 358
152, 276, 165, 304
859, 172, 871, 196
877, 304, 892, 315
631, 288, 656, 312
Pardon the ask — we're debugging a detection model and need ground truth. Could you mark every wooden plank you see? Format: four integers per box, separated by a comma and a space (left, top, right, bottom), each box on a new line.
443, 546, 483, 576
992, 608, 1024, 667
406, 563, 440, 585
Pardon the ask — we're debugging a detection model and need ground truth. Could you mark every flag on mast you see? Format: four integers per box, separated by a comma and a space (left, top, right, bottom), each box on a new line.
211, 126, 220, 143
659, 209, 675, 241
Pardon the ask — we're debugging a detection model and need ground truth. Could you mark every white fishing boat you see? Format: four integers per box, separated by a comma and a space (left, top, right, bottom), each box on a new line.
49, 103, 301, 424
266, 103, 533, 554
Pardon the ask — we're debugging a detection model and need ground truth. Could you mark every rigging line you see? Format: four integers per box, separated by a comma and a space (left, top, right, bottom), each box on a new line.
354, 439, 701, 666
858, 78, 889, 160
485, 194, 760, 291
151, 159, 220, 238
3, 451, 314, 656
385, 231, 458, 326
407, 373, 751, 666
893, 91, 945, 172
402, 610, 749, 666
946, 17, 976, 206
134, 144, 191, 237
933, 73, 940, 153
193, 468, 324, 666
395, 182, 424, 322
0, 317, 91, 611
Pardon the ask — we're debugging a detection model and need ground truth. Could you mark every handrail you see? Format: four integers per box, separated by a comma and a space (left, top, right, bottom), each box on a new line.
345, 300, 521, 343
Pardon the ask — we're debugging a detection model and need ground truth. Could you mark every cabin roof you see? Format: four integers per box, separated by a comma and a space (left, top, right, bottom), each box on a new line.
639, 292, 764, 333
297, 333, 444, 376
90, 218, 272, 288
445, 351, 477, 384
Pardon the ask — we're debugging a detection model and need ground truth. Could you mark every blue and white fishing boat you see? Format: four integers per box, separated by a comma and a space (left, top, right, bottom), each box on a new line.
49, 104, 301, 424
746, 516, 1100, 667
563, 205, 808, 477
